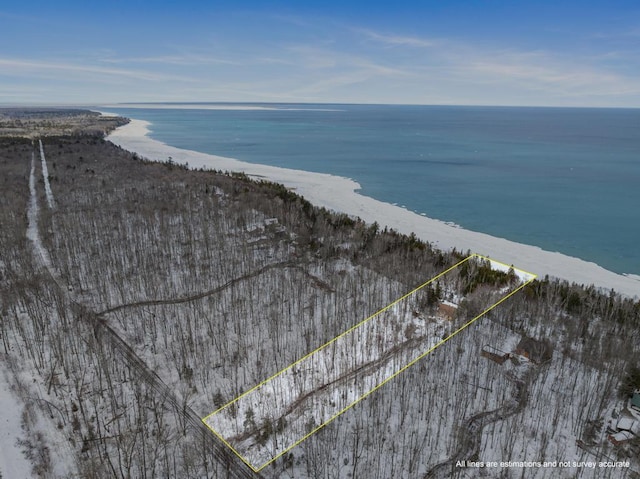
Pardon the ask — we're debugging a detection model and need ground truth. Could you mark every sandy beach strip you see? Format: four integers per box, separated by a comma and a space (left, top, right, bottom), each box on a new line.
106, 117, 640, 299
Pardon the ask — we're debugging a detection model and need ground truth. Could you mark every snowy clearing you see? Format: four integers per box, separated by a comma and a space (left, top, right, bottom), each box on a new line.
204, 255, 535, 471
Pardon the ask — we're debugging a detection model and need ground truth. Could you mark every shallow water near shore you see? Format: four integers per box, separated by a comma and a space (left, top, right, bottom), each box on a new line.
100, 104, 640, 280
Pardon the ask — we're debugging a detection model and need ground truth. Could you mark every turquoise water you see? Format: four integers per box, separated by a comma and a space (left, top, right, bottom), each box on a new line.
101, 104, 640, 276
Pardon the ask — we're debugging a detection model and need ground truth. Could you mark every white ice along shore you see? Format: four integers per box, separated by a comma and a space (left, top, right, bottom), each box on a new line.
105, 116, 640, 299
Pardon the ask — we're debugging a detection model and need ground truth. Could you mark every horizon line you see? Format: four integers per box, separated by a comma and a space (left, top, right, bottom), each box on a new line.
2, 101, 639, 111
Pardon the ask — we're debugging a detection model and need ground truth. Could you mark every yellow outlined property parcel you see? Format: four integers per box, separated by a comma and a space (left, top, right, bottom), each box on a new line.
202, 254, 536, 471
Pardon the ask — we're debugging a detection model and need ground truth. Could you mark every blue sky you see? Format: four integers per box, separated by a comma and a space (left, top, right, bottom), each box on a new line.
1, 1, 640, 106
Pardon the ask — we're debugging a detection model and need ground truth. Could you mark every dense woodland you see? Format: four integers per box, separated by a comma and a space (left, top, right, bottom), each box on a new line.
0, 111, 639, 478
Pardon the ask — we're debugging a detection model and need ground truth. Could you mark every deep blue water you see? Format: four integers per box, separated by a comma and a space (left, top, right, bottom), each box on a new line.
101, 104, 640, 276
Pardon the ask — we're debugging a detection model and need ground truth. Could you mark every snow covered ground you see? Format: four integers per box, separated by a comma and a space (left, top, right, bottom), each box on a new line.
38, 139, 54, 209
204, 256, 534, 471
479, 353, 628, 479
26, 150, 53, 271
3, 140, 76, 479
0, 368, 31, 479
6, 128, 634, 478
105, 118, 640, 299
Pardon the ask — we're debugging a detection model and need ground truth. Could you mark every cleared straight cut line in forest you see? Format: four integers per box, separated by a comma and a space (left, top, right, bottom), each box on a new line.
23, 141, 259, 479
27, 148, 54, 271
202, 254, 536, 472
39, 139, 54, 209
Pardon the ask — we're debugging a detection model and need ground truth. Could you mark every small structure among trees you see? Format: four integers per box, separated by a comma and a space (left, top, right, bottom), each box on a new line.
481, 345, 510, 365
437, 301, 458, 321
608, 373, 640, 447
631, 390, 640, 412
608, 414, 640, 446
513, 336, 553, 364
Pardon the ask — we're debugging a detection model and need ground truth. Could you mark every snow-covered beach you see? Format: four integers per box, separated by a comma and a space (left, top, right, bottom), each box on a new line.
106, 117, 640, 298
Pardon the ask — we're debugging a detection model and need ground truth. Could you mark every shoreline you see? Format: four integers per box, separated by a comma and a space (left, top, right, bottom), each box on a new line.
105, 116, 640, 299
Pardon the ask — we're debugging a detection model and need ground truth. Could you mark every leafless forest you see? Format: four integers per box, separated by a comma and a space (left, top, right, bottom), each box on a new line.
1, 111, 639, 478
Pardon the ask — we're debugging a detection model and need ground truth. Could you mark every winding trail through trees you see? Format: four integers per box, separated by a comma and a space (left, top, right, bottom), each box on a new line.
227, 333, 436, 446
25, 142, 260, 478
424, 362, 540, 479
96, 264, 333, 316
96, 261, 296, 316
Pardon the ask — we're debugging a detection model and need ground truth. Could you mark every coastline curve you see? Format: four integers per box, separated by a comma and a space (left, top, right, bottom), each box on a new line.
104, 116, 640, 299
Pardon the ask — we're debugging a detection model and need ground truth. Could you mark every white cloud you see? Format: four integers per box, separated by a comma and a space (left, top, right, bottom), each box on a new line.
0, 57, 197, 83
2, 18, 639, 106
357, 28, 437, 48
101, 54, 240, 66
461, 50, 640, 97
592, 27, 640, 39
254, 56, 294, 66
351, 25, 640, 100
286, 46, 338, 69
287, 44, 409, 76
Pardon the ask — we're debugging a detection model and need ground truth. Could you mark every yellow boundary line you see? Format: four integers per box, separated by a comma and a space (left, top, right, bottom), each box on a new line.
202, 253, 537, 472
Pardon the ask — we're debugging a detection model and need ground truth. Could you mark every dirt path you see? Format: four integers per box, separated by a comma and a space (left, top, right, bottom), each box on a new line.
424, 362, 539, 479
38, 139, 54, 209
96, 261, 296, 316
226, 333, 433, 446
26, 148, 53, 271
24, 143, 260, 478
96, 263, 332, 316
